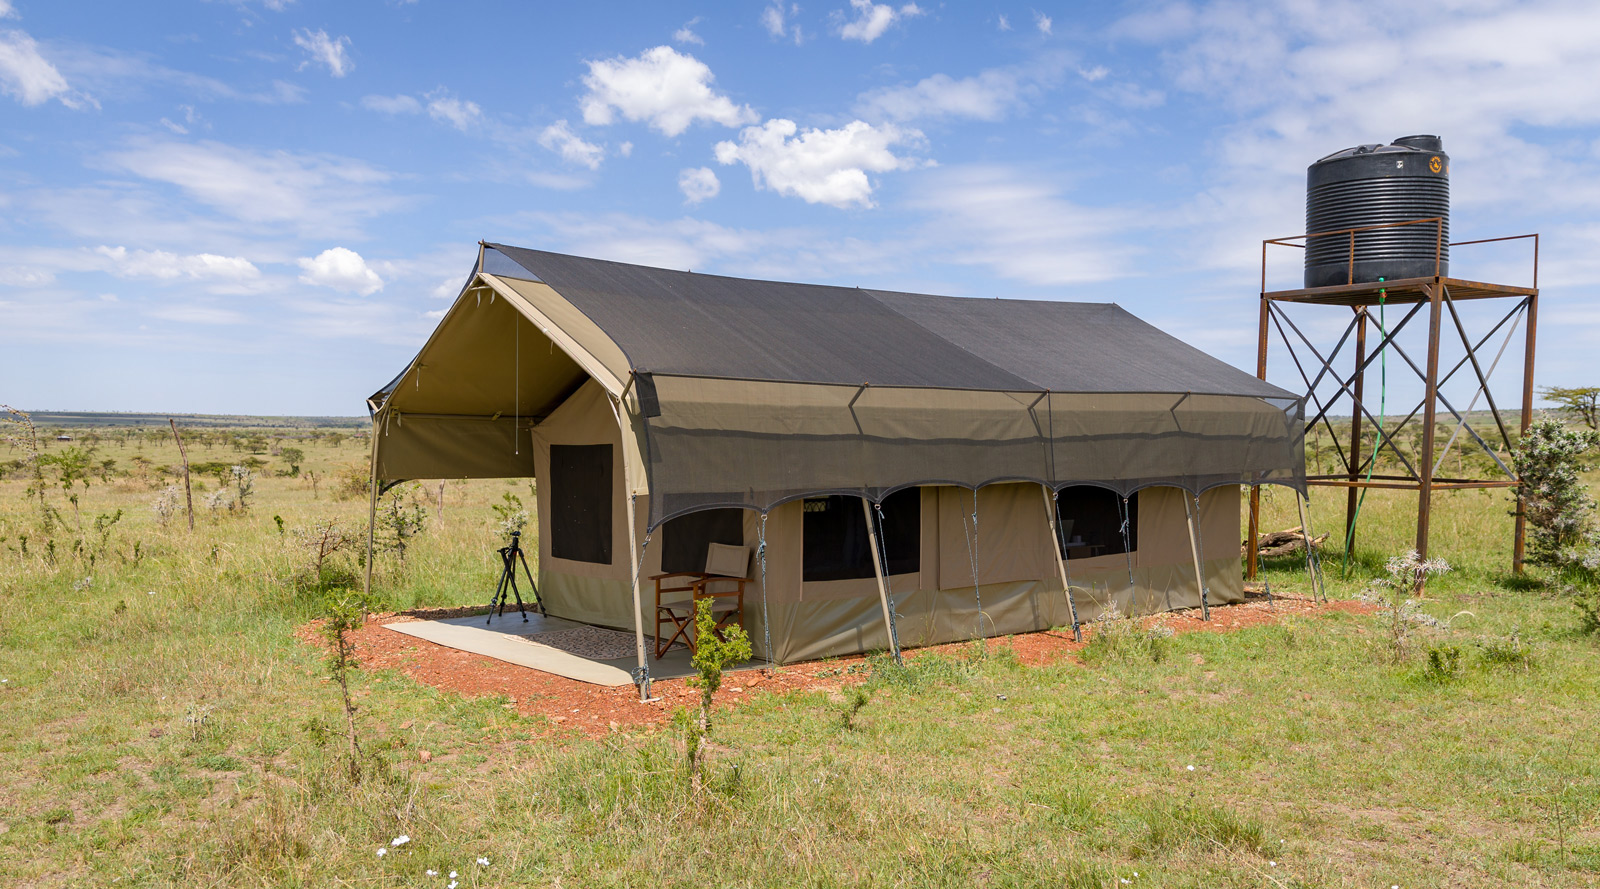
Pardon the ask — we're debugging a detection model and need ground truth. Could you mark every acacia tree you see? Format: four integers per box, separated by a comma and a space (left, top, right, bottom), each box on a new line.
1542, 386, 1600, 431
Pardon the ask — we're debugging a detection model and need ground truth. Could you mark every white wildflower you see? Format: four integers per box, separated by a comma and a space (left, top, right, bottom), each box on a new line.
477, 856, 490, 865
376, 847, 386, 857
390, 834, 410, 846
1186, 764, 1195, 771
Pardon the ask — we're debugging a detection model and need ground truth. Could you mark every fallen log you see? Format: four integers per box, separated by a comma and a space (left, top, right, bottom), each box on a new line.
1241, 526, 1328, 558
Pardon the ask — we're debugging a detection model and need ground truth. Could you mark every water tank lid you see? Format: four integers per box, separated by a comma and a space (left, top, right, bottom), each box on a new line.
1391, 134, 1444, 152
1314, 135, 1446, 164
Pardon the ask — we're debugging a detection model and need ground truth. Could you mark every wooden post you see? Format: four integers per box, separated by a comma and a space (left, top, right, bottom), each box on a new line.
1345, 307, 1368, 555
1182, 492, 1210, 621
861, 497, 901, 663
169, 418, 194, 532
1415, 283, 1445, 582
1040, 485, 1081, 640
1513, 290, 1538, 573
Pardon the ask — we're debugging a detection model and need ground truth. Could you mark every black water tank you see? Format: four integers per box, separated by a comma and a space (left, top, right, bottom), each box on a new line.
1304, 135, 1449, 288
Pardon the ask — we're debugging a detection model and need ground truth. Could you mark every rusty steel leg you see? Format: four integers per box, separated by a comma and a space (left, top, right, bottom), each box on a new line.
1346, 306, 1368, 557
1250, 294, 1271, 581
1415, 283, 1445, 588
1514, 291, 1538, 573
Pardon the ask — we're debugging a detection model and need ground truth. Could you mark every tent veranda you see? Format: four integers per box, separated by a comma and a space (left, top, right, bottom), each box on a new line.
366, 244, 1309, 691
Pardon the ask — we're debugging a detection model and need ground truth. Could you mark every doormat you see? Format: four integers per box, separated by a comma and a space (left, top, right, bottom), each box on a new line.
516, 626, 677, 661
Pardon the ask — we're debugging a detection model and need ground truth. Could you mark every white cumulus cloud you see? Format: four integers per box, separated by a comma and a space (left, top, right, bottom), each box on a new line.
95, 245, 260, 281
538, 120, 604, 170
714, 118, 923, 208
298, 247, 383, 295
678, 167, 720, 203
836, 0, 923, 43
1034, 11, 1053, 35
580, 46, 756, 137
425, 88, 481, 130
293, 28, 352, 77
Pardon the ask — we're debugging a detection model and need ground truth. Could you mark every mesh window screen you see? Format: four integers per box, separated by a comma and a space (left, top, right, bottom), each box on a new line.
661, 508, 744, 574
802, 488, 920, 582
549, 444, 612, 564
1055, 487, 1137, 558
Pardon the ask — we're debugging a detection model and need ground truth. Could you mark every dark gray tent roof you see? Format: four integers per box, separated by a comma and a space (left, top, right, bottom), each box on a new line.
484, 244, 1293, 400
373, 244, 1306, 527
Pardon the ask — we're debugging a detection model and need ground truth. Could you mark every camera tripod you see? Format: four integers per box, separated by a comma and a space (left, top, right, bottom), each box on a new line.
489, 530, 544, 624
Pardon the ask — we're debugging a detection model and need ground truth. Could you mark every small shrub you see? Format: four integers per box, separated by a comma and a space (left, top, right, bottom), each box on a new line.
332, 463, 370, 501
374, 483, 428, 566
1576, 591, 1600, 636
1479, 630, 1535, 670
229, 464, 255, 513
1423, 644, 1462, 681
683, 598, 752, 786
1081, 607, 1173, 665
1512, 419, 1600, 575
838, 686, 871, 731
1362, 550, 1451, 663
151, 485, 181, 527
491, 491, 528, 541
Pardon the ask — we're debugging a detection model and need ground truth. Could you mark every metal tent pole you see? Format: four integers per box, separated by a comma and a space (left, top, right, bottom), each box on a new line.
861, 497, 901, 663
606, 393, 653, 701
1294, 492, 1324, 602
622, 492, 652, 701
1040, 485, 1081, 642
1182, 492, 1210, 621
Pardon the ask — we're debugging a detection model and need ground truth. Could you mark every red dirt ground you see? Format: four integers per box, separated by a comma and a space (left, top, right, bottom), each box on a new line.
295, 592, 1374, 739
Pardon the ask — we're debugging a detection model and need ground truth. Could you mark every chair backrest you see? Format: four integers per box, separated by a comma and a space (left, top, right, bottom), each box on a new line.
704, 542, 750, 578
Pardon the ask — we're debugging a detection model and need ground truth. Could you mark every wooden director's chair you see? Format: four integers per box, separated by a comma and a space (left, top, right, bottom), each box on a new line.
651, 542, 749, 658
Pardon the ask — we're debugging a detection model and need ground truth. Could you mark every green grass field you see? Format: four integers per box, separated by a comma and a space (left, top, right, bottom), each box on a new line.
2, 419, 1598, 887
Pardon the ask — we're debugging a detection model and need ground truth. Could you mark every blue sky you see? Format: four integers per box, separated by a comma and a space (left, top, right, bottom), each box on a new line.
2, 0, 1596, 417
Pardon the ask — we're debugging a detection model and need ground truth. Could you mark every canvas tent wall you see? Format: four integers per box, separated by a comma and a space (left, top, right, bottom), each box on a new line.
368, 244, 1307, 668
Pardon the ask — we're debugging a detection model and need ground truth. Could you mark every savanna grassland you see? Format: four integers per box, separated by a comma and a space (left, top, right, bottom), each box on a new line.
1, 414, 1599, 888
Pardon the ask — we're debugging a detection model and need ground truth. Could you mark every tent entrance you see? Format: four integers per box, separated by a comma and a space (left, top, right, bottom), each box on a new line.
379, 610, 757, 687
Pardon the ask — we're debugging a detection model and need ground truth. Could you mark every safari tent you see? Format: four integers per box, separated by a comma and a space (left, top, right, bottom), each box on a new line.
367, 244, 1307, 689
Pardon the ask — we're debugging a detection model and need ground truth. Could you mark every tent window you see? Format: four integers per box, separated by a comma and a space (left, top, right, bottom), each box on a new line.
1055, 487, 1138, 558
661, 508, 744, 574
802, 489, 920, 582
549, 444, 612, 564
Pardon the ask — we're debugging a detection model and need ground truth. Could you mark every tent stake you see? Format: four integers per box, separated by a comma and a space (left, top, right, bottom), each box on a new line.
862, 498, 902, 663
1183, 492, 1210, 621
1041, 485, 1081, 642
